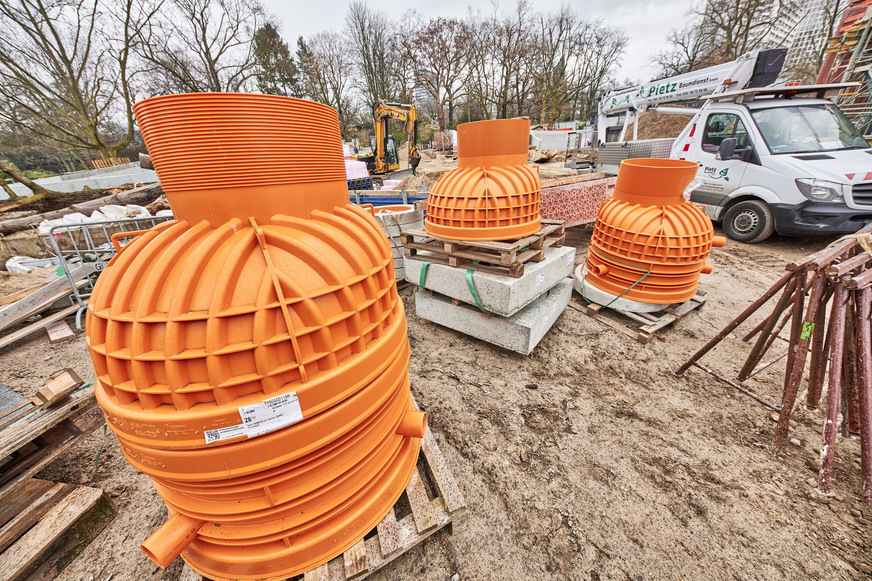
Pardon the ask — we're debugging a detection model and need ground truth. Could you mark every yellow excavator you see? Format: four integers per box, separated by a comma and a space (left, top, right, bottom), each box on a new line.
357, 101, 421, 176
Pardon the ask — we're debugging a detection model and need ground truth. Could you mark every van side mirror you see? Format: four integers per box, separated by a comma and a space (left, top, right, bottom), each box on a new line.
738, 143, 756, 162
716, 138, 737, 160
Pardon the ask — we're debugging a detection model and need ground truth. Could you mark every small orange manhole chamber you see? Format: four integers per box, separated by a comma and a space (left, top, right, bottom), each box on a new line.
578, 158, 725, 311
86, 94, 425, 581
425, 118, 541, 241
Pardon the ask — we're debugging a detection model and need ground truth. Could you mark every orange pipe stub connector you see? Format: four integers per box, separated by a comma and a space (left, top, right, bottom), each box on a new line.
141, 513, 205, 569
584, 158, 722, 306
397, 410, 427, 438
87, 93, 424, 580
425, 118, 541, 241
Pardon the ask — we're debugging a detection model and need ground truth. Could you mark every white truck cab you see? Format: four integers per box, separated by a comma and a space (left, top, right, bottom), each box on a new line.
596, 50, 872, 242
672, 87, 872, 242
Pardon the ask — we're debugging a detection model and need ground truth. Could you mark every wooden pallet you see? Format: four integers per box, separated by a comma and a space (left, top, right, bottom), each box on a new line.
572, 291, 707, 344
0, 478, 113, 581
180, 426, 466, 581
0, 384, 104, 502
401, 220, 566, 278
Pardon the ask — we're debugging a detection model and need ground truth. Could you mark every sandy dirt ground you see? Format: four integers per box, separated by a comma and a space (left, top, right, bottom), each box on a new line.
2, 225, 871, 581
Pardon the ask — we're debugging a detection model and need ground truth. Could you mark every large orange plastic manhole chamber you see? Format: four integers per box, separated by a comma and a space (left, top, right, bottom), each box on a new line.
578, 158, 726, 310
86, 94, 426, 581
425, 118, 541, 241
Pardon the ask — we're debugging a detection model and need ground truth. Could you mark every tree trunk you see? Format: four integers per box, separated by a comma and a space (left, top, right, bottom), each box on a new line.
0, 160, 60, 198
0, 177, 21, 201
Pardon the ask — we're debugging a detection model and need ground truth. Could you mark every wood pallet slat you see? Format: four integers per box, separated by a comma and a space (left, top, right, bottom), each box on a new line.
0, 484, 112, 581
402, 220, 566, 278
578, 291, 707, 344
0, 386, 104, 502
180, 424, 466, 581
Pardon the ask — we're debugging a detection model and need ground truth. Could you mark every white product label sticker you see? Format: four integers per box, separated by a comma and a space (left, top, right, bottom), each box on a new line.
238, 392, 304, 438
204, 423, 247, 444
566, 253, 574, 265
536, 273, 546, 286
203, 392, 304, 444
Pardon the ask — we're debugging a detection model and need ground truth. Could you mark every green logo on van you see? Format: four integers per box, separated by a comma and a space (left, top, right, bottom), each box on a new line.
703, 166, 730, 182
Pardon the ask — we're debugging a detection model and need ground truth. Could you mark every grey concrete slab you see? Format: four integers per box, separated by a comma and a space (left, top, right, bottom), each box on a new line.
404, 245, 576, 317
414, 278, 572, 355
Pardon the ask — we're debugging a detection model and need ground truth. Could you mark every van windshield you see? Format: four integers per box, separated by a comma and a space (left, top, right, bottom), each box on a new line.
750, 104, 868, 154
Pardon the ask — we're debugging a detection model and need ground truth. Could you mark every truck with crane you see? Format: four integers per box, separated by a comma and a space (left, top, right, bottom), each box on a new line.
596, 49, 872, 243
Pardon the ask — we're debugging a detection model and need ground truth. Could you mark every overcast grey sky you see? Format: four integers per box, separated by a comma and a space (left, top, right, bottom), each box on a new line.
263, 0, 692, 84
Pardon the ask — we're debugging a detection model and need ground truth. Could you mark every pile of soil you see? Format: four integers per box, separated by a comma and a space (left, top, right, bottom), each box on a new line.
3, 228, 871, 580
625, 107, 696, 140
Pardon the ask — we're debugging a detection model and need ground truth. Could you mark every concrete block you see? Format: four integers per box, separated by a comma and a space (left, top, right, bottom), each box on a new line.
414, 278, 572, 355
404, 246, 576, 317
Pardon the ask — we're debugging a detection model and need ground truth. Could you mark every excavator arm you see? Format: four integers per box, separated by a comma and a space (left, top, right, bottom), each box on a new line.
368, 101, 421, 175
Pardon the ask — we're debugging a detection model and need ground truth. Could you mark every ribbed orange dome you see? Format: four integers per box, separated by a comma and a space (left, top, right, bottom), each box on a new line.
425, 119, 541, 241
584, 159, 725, 305
87, 94, 425, 580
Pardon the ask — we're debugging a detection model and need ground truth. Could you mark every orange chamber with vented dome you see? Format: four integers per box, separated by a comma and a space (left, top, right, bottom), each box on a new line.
425, 118, 540, 241
85, 93, 426, 581
577, 158, 726, 312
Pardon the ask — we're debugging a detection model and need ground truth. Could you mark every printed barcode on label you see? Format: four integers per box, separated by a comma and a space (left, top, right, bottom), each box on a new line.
203, 392, 304, 444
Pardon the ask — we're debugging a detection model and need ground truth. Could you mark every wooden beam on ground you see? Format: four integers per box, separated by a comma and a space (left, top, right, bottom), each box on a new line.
0, 284, 49, 308
0, 482, 72, 553
0, 303, 81, 352
0, 264, 94, 332
36, 369, 84, 407
541, 172, 607, 189
44, 320, 75, 343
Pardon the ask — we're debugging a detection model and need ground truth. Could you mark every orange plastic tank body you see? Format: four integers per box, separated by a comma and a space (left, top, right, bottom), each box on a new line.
85, 94, 425, 581
584, 158, 726, 305
425, 118, 541, 241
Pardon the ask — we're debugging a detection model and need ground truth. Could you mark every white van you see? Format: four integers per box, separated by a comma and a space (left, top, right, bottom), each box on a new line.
671, 86, 872, 242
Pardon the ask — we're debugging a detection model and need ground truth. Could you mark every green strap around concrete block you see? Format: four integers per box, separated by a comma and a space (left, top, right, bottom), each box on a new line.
419, 261, 432, 288
465, 269, 491, 315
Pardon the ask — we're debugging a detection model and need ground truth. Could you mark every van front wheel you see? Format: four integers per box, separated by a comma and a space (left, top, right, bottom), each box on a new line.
722, 200, 775, 243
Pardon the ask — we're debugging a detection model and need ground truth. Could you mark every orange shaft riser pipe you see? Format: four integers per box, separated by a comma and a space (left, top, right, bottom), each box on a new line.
426, 118, 541, 241
584, 158, 722, 306
88, 93, 425, 580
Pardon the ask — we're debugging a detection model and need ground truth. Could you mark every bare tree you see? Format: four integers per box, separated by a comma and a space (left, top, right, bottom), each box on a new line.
0, 0, 150, 161
138, 0, 265, 93
701, 0, 801, 62
404, 18, 470, 131
652, 23, 716, 77
532, 9, 627, 125
465, 2, 535, 119
345, 2, 404, 107
297, 32, 356, 130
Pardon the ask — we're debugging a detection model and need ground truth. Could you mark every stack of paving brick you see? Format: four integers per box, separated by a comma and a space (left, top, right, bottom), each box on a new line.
539, 174, 617, 228
403, 118, 573, 355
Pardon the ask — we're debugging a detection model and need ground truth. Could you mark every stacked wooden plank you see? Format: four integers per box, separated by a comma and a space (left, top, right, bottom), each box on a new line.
0, 263, 95, 350
678, 224, 872, 501
0, 373, 112, 580
572, 290, 707, 344
402, 220, 566, 278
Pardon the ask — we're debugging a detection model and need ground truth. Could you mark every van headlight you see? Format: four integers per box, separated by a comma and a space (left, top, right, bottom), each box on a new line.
795, 179, 847, 203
